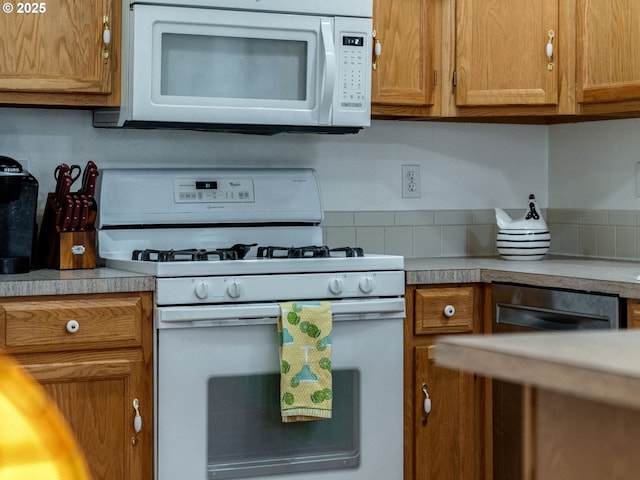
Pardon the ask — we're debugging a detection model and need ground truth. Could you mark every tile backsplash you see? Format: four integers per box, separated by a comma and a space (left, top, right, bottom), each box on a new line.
323, 209, 640, 261
546, 209, 640, 260
323, 210, 498, 258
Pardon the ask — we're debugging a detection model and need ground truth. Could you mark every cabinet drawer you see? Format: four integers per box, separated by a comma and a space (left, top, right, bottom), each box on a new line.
1, 295, 143, 352
414, 286, 475, 334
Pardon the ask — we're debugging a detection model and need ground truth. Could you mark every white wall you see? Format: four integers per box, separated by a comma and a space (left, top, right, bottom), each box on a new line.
0, 107, 548, 213
549, 118, 640, 209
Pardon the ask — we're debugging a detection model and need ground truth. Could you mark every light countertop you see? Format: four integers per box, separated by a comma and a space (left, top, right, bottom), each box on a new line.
405, 256, 640, 298
435, 330, 640, 410
0, 268, 155, 296
3, 255, 640, 298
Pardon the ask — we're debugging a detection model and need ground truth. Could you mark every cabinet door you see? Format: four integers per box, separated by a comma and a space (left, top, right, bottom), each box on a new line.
1, 292, 154, 480
455, 0, 561, 110
577, 0, 640, 114
24, 356, 152, 480
371, 0, 439, 116
413, 343, 481, 480
627, 299, 640, 329
0, 0, 120, 106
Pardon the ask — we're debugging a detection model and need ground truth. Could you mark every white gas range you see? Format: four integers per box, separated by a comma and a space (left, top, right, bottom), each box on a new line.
97, 168, 405, 480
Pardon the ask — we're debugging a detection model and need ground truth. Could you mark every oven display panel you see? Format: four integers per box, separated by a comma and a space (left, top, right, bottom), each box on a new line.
173, 178, 255, 203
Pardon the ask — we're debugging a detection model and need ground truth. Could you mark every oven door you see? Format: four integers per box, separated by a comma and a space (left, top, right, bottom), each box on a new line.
155, 300, 403, 480
130, 5, 371, 128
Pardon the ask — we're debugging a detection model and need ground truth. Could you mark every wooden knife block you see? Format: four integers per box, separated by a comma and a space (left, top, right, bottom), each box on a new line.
36, 193, 96, 270
54, 230, 96, 270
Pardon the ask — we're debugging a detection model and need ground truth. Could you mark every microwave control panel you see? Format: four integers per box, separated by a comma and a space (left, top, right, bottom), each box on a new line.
173, 178, 255, 203
339, 34, 366, 109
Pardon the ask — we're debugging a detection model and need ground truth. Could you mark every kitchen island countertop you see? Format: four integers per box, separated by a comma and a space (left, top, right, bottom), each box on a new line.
435, 329, 640, 410
0, 268, 154, 297
405, 256, 640, 298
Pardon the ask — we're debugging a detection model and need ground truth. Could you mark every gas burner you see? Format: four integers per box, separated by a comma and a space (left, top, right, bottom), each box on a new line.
256, 245, 364, 259
131, 243, 258, 263
132, 249, 238, 262
331, 246, 365, 257
257, 245, 329, 258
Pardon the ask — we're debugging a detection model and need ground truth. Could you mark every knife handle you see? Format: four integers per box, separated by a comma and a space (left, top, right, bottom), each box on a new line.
79, 197, 89, 231
60, 195, 74, 232
70, 198, 81, 231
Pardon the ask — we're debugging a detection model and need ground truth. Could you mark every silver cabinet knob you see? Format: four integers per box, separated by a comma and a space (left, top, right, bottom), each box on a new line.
443, 305, 456, 317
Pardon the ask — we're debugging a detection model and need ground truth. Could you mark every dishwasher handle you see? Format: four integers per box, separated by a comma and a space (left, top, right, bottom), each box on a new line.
496, 304, 616, 331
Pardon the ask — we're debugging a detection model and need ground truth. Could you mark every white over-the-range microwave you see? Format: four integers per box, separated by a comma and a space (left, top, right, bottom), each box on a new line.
94, 0, 373, 134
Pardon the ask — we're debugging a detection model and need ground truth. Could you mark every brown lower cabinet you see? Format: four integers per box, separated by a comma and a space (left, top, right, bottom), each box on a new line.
406, 288, 640, 480
0, 292, 153, 480
405, 284, 487, 480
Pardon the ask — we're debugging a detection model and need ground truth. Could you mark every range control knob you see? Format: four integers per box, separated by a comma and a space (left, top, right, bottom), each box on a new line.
328, 277, 344, 295
194, 281, 210, 300
358, 275, 374, 294
226, 280, 243, 299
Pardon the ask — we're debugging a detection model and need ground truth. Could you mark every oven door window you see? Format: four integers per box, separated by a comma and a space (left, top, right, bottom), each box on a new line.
207, 370, 360, 479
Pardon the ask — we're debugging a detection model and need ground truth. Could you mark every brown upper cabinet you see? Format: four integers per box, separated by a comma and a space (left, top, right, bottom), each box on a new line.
0, 0, 120, 106
451, 0, 575, 117
373, 0, 640, 121
576, 0, 640, 115
371, 0, 442, 117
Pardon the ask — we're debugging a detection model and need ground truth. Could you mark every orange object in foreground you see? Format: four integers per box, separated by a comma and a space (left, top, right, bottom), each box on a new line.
0, 348, 91, 480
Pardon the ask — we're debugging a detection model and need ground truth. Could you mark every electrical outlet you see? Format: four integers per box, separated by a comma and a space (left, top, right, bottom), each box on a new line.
402, 164, 421, 198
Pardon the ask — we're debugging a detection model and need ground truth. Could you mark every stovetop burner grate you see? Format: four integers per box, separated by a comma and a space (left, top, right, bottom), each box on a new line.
256, 245, 364, 258
132, 249, 239, 262
131, 245, 365, 262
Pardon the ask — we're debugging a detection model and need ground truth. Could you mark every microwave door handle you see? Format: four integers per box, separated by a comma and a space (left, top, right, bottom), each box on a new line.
318, 19, 336, 125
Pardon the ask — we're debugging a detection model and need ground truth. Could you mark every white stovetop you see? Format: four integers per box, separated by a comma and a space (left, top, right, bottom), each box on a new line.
105, 253, 404, 277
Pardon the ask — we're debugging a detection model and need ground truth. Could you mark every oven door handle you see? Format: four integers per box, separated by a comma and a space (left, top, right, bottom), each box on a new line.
156, 298, 405, 327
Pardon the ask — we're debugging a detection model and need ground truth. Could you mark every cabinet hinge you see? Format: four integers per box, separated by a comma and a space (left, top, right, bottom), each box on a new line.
452, 70, 457, 87
434, 70, 438, 87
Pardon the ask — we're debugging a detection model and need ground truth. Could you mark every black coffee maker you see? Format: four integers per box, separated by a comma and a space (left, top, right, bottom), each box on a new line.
0, 156, 39, 274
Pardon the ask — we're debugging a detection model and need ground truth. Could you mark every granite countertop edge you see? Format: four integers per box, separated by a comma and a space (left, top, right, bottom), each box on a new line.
405, 256, 640, 299
0, 268, 155, 297
3, 255, 640, 298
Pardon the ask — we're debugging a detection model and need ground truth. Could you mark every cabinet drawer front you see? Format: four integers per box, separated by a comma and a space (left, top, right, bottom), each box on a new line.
414, 286, 475, 334
2, 296, 143, 351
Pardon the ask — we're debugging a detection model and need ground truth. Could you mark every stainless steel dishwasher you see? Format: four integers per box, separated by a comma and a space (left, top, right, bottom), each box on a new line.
491, 282, 620, 480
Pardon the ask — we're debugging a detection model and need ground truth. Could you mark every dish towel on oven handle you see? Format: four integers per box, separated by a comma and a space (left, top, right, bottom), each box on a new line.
278, 301, 332, 422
